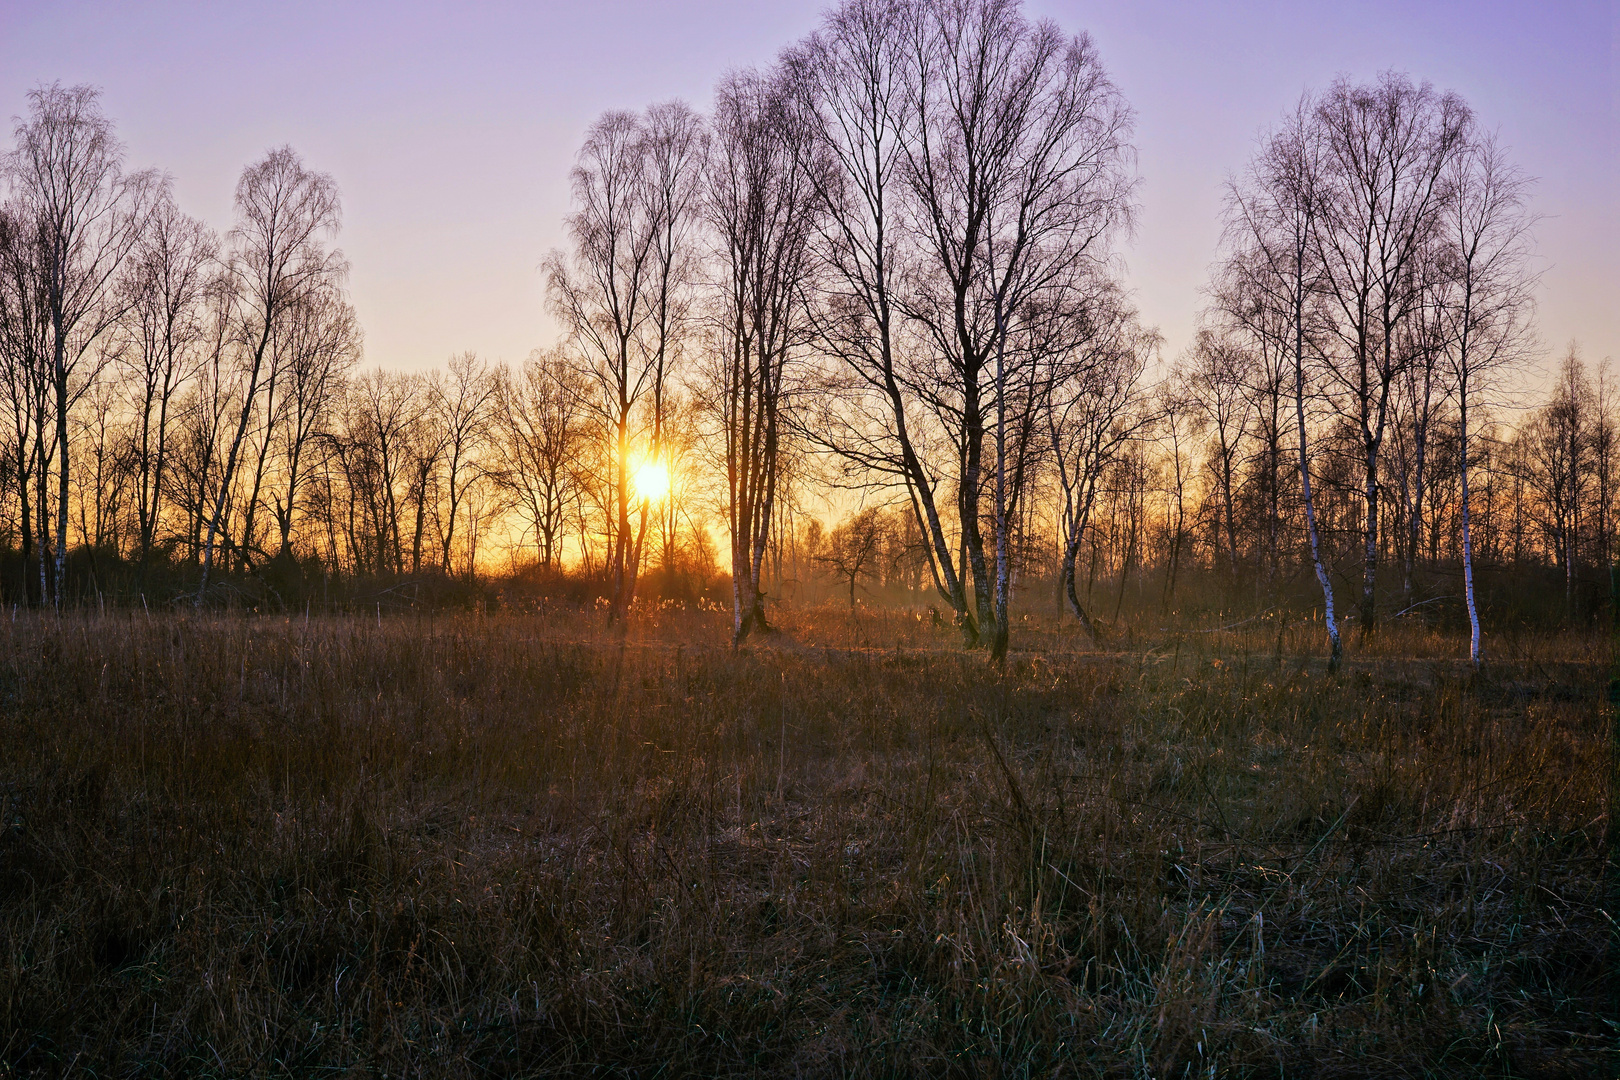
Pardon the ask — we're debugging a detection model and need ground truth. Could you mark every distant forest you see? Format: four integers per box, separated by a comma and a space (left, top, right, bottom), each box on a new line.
0, 0, 1613, 660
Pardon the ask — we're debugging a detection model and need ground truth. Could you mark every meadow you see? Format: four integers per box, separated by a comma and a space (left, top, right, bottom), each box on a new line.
0, 605, 1612, 1077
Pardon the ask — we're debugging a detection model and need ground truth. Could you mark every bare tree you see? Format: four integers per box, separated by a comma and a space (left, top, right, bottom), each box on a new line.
1210, 262, 1293, 591
642, 101, 706, 503
547, 104, 702, 622
197, 146, 342, 601
1390, 250, 1450, 610
706, 66, 819, 643
1591, 362, 1618, 598
168, 278, 238, 571
270, 286, 359, 564
70, 375, 132, 557
329, 369, 420, 576
401, 379, 447, 575
817, 504, 885, 608
1048, 307, 1154, 637
432, 351, 495, 578
0, 201, 52, 602
897, 0, 1136, 657
494, 349, 589, 569
793, 0, 1135, 656
5, 83, 160, 602
1179, 328, 1254, 586
1152, 378, 1196, 611
792, 0, 973, 631
1533, 349, 1595, 614
1432, 133, 1536, 664
1222, 99, 1343, 669
649, 393, 704, 582
1311, 73, 1471, 636
118, 194, 216, 565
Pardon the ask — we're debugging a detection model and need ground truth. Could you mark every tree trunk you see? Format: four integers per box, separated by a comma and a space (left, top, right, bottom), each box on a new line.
961, 371, 993, 648
15, 441, 32, 606
990, 339, 1010, 663
1459, 383, 1481, 667
1360, 435, 1378, 637
1059, 526, 1098, 640
1299, 347, 1341, 671
53, 334, 68, 607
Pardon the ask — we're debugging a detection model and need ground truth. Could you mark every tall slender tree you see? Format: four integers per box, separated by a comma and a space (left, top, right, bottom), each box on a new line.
432, 351, 495, 578
270, 286, 359, 563
197, 146, 342, 602
1311, 73, 1470, 636
1436, 137, 1536, 662
898, 0, 1135, 656
118, 194, 216, 565
493, 348, 589, 569
793, 0, 975, 634
0, 200, 51, 602
547, 104, 702, 623
1222, 99, 1343, 668
707, 66, 820, 643
6, 83, 159, 602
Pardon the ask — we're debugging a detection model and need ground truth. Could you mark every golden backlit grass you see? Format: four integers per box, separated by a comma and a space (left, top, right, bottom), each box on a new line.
0, 606, 1612, 1077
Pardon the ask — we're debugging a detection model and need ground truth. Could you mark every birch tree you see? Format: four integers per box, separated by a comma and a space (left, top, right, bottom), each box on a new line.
431, 351, 495, 577
1180, 328, 1253, 586
1311, 73, 1470, 636
707, 67, 819, 643
898, 0, 1135, 657
1435, 134, 1535, 665
197, 146, 342, 602
1048, 304, 1153, 637
547, 104, 702, 623
1222, 100, 1343, 668
0, 201, 51, 602
118, 194, 216, 565
5, 83, 159, 603
494, 348, 588, 569
1391, 251, 1448, 611
792, 0, 975, 632
270, 286, 359, 562
169, 279, 237, 570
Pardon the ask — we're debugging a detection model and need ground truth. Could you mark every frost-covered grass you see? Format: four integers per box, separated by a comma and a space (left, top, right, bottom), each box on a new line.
0, 606, 1611, 1076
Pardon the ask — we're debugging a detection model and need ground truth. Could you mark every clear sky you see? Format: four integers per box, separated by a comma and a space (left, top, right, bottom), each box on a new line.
1, 0, 1614, 376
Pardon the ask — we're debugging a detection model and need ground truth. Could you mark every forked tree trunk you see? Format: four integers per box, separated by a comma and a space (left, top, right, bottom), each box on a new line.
1059, 527, 1098, 640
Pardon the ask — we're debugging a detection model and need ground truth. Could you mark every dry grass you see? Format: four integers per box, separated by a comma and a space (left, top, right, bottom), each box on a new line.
0, 606, 1612, 1077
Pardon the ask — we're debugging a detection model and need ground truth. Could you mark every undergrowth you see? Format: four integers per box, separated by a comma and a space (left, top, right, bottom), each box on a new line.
0, 608, 1611, 1077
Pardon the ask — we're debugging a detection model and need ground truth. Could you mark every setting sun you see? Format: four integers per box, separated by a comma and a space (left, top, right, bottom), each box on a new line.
632, 457, 670, 504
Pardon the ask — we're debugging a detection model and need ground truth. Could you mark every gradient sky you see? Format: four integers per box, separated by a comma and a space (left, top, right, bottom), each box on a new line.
2, 0, 1615, 378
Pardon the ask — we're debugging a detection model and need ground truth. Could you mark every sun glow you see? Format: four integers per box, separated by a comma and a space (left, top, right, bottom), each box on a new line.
632, 457, 671, 504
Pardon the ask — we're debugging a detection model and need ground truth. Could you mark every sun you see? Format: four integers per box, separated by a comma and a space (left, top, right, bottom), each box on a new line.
632, 457, 671, 504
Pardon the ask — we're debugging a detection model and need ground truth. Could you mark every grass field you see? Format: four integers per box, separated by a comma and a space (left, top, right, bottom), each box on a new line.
0, 606, 1612, 1077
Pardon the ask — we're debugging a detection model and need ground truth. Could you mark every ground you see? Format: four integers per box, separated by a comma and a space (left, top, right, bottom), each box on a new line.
0, 606, 1612, 1077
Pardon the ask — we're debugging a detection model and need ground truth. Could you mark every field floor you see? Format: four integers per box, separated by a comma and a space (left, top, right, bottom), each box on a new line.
0, 607, 1613, 1077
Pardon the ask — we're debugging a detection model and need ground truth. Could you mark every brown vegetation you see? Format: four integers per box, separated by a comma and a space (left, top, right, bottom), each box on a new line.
0, 607, 1611, 1076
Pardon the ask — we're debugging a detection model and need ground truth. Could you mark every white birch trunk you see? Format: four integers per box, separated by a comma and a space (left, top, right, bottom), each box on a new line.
1459, 378, 1482, 667
1296, 315, 1341, 670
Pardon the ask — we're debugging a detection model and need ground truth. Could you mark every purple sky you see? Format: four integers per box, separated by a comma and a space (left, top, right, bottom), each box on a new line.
2, 0, 1615, 378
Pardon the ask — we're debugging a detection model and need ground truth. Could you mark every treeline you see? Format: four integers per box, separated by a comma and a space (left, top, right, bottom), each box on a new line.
0, 90, 713, 613
0, 0, 1614, 664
